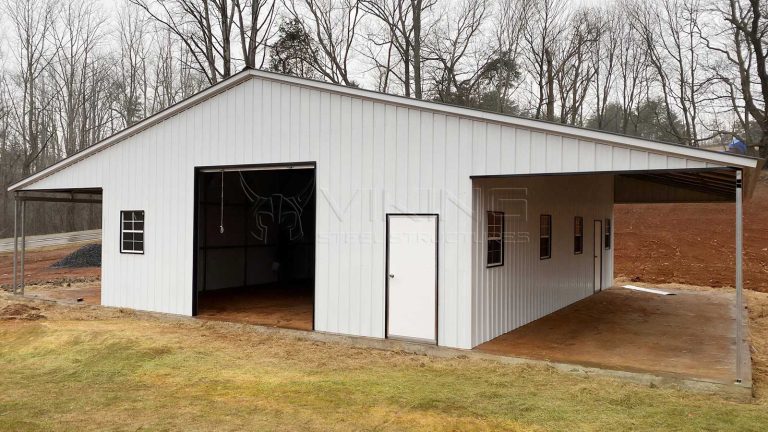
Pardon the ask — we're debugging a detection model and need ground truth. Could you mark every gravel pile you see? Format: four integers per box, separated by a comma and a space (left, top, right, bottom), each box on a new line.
52, 243, 101, 268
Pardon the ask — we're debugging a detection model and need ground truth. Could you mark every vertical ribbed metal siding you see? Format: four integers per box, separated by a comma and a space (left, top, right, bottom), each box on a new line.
471, 175, 614, 346
24, 74, 720, 349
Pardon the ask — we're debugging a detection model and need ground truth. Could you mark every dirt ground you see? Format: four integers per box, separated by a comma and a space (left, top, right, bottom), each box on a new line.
23, 280, 101, 305
0, 243, 100, 289
614, 174, 768, 292
197, 286, 313, 330
475, 286, 737, 383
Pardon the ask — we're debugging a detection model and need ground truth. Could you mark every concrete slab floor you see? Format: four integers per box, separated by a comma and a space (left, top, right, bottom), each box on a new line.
196, 285, 313, 331
475, 287, 739, 384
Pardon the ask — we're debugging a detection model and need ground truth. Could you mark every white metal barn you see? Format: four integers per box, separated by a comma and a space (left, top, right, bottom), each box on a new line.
7, 69, 761, 356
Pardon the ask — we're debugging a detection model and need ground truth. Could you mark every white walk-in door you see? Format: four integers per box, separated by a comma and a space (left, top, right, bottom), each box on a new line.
386, 214, 438, 344
593, 220, 603, 292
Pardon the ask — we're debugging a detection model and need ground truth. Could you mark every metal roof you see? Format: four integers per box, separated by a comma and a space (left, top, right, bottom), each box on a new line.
8, 68, 762, 193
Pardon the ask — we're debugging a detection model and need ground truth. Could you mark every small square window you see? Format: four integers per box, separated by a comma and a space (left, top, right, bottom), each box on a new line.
574, 216, 583, 255
604, 218, 612, 250
487, 211, 504, 267
540, 214, 552, 260
121, 210, 145, 254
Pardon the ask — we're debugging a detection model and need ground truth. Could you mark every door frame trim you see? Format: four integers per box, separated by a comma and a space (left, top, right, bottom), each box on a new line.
385, 213, 439, 345
593, 219, 603, 293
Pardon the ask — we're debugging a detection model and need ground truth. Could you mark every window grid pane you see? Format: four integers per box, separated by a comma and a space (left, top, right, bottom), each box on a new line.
487, 211, 504, 267
540, 215, 552, 259
574, 216, 583, 254
121, 211, 145, 254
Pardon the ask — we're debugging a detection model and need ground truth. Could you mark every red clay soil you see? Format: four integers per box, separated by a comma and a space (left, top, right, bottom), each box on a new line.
615, 174, 768, 292
0, 243, 101, 288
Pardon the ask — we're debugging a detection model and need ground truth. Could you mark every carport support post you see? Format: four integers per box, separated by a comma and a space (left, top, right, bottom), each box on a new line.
12, 198, 18, 295
20, 200, 26, 296
735, 170, 744, 384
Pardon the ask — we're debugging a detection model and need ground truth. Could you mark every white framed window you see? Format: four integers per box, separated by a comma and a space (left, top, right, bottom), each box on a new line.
540, 214, 552, 260
604, 218, 612, 250
121, 210, 145, 254
574, 216, 583, 255
487, 211, 504, 267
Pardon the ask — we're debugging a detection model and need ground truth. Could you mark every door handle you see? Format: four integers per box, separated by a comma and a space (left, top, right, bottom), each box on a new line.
388, 274, 395, 278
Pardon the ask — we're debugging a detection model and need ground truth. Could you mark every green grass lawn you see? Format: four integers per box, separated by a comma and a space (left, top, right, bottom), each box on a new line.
0, 296, 766, 432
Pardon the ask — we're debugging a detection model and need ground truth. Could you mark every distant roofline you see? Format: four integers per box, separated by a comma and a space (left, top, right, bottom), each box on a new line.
8, 67, 759, 192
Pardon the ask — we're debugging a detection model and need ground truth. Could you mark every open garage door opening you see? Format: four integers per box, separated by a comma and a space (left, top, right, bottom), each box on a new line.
193, 164, 316, 331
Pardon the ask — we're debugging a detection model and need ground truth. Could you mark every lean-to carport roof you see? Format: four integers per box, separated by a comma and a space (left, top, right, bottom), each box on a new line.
7, 67, 763, 196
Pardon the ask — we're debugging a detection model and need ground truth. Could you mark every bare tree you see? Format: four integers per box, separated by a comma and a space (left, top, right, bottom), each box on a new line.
706, 0, 768, 156
554, 8, 600, 125
361, 0, 436, 98
590, 7, 621, 130
426, 0, 490, 104
3, 0, 58, 176
629, 0, 713, 146
490, 0, 530, 113
615, 6, 650, 135
116, 4, 149, 126
522, 0, 571, 121
284, 0, 362, 85
49, 0, 106, 156
0, 67, 16, 237
129, 0, 236, 85
234, 0, 277, 68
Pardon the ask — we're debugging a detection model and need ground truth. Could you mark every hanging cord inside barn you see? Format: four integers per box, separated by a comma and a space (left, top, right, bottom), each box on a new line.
219, 170, 225, 234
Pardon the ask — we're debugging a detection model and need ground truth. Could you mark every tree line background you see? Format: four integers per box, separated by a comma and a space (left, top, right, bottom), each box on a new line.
0, 0, 765, 236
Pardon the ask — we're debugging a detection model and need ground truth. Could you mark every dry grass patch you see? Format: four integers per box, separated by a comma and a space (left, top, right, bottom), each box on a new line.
0, 291, 767, 431
747, 290, 768, 400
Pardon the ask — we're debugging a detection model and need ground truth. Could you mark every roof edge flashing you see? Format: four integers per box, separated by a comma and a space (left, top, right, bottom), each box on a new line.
7, 67, 762, 192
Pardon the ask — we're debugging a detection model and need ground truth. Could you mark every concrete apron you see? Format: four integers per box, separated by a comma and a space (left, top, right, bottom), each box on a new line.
190, 309, 754, 402
7, 293, 754, 402
239, 323, 754, 403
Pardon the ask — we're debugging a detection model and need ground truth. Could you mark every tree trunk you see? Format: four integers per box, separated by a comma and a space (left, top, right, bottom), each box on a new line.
545, 48, 555, 121
412, 0, 422, 99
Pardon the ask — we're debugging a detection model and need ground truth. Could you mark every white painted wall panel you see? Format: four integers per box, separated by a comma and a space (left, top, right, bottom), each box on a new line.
562, 138, 579, 172
22, 75, 726, 349
471, 175, 615, 346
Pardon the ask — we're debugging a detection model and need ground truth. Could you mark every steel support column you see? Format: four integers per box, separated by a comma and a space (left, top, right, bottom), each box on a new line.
12, 198, 18, 294
20, 200, 26, 296
735, 169, 744, 384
